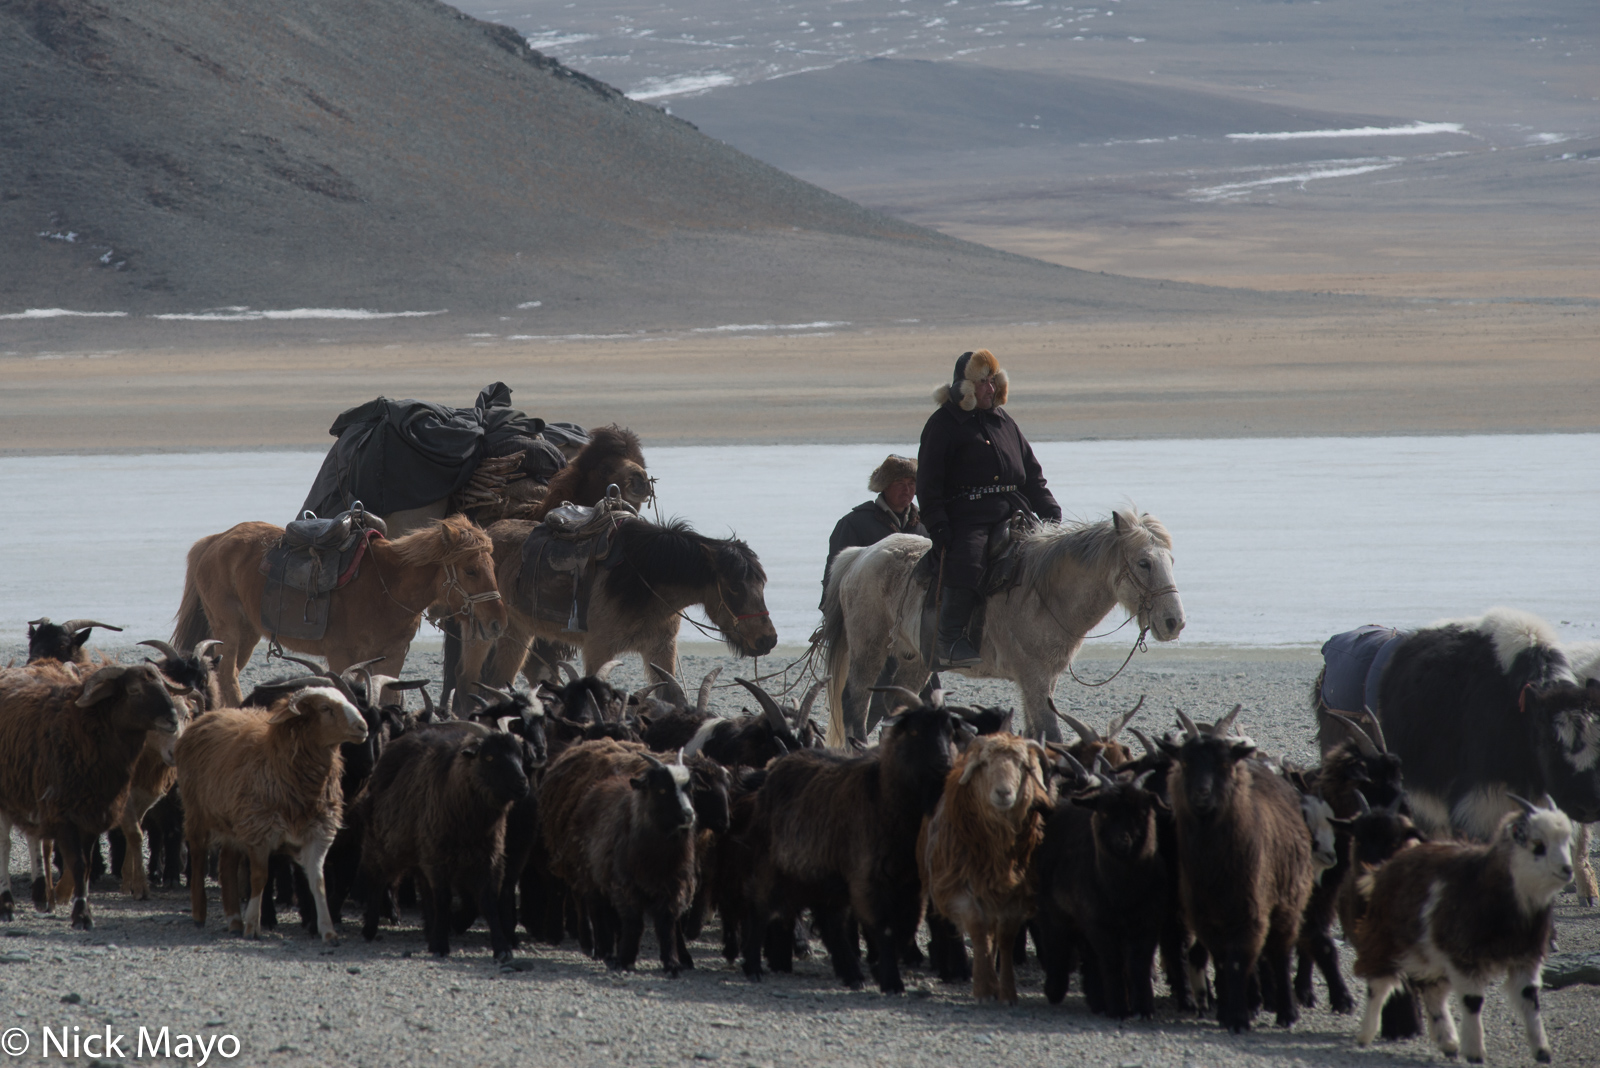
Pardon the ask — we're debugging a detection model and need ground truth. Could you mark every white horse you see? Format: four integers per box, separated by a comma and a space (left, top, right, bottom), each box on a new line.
821, 509, 1186, 745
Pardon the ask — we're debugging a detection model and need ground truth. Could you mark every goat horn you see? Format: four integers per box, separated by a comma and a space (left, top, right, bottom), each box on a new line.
277, 653, 327, 675
797, 678, 828, 724
1055, 706, 1101, 745
848, 737, 868, 752
1129, 727, 1160, 758
474, 683, 518, 703
1132, 769, 1156, 791
1173, 708, 1201, 740
1214, 704, 1245, 737
582, 690, 603, 725
869, 685, 925, 714
1354, 792, 1372, 816
137, 639, 181, 660
496, 715, 517, 734
1106, 694, 1146, 739
468, 694, 489, 712
1055, 748, 1093, 782
1328, 712, 1382, 759
61, 620, 123, 634
1094, 752, 1116, 777
696, 666, 722, 714
631, 681, 670, 703
771, 736, 789, 757
1361, 705, 1390, 753
419, 685, 435, 718
27, 617, 51, 626
193, 639, 224, 659
682, 724, 710, 760
640, 750, 667, 770
1505, 792, 1540, 816
391, 678, 431, 691
735, 677, 789, 734
593, 659, 622, 682
649, 662, 682, 689
557, 662, 580, 684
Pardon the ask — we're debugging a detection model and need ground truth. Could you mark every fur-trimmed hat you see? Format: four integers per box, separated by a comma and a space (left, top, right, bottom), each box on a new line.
868, 454, 917, 493
933, 349, 1009, 411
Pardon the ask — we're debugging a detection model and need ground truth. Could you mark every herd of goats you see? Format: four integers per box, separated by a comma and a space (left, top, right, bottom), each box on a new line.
2, 603, 1599, 1065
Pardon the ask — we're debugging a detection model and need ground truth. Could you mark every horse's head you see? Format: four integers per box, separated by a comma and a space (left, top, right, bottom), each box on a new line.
702, 537, 778, 658
427, 516, 508, 641
1109, 509, 1185, 642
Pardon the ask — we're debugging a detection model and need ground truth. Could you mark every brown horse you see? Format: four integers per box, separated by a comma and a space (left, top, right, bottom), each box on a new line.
174, 515, 506, 706
455, 517, 778, 702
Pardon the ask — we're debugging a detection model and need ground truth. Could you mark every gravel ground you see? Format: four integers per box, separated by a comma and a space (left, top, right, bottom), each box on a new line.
4, 643, 1598, 1068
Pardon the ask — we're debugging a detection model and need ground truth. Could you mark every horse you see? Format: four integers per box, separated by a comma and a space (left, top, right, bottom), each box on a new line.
173, 515, 506, 707
821, 509, 1185, 744
453, 516, 779, 703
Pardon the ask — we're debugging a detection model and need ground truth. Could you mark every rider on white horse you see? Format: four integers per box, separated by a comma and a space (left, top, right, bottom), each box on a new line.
918, 349, 1062, 669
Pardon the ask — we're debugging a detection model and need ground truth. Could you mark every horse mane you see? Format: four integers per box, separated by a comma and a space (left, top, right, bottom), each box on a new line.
538, 425, 646, 510
604, 517, 766, 612
384, 514, 492, 566
1017, 509, 1171, 594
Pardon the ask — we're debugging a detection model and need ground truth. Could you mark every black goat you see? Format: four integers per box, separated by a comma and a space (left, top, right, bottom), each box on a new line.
739, 688, 958, 993
25, 617, 123, 665
682, 677, 826, 767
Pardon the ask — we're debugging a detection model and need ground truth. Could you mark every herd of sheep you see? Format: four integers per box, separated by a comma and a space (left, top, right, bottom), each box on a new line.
1, 612, 1595, 1066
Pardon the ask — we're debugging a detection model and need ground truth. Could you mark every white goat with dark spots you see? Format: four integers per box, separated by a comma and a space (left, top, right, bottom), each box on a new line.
1353, 795, 1574, 1064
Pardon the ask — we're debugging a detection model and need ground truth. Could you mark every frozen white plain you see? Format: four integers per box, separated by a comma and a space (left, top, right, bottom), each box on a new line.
1, 435, 1595, 653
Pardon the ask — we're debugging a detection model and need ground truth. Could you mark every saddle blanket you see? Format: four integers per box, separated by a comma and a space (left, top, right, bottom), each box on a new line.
1319, 624, 1408, 716
258, 527, 381, 642
515, 515, 626, 633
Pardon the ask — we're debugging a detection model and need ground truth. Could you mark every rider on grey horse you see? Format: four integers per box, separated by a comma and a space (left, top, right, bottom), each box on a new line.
918, 349, 1061, 669
820, 454, 927, 609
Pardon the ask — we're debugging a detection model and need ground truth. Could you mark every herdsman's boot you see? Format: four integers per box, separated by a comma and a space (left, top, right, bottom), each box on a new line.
936, 586, 982, 669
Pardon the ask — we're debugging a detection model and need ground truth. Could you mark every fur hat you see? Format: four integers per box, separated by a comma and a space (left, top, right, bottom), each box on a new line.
933, 349, 1009, 411
868, 454, 917, 493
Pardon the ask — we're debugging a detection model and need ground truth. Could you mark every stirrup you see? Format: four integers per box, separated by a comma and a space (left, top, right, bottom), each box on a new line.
937, 638, 982, 670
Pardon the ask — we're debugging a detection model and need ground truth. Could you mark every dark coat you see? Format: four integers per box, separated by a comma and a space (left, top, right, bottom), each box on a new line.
821, 497, 927, 606
917, 403, 1061, 543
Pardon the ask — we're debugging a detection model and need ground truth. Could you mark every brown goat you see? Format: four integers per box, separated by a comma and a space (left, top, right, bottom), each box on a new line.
919, 734, 1051, 1004
1163, 708, 1314, 1032
176, 687, 366, 941
0, 660, 183, 928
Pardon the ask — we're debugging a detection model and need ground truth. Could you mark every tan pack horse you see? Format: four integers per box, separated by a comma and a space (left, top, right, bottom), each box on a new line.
173, 515, 506, 706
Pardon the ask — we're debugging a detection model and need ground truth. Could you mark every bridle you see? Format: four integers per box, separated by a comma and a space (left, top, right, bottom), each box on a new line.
371, 548, 502, 627
1057, 551, 1177, 689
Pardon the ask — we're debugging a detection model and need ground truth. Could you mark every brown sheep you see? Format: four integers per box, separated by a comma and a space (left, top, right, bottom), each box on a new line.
176, 686, 366, 941
918, 733, 1051, 1004
0, 660, 184, 928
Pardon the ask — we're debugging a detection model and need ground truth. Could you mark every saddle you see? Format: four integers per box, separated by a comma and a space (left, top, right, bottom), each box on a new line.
915, 512, 1034, 666
515, 488, 637, 633
259, 504, 388, 642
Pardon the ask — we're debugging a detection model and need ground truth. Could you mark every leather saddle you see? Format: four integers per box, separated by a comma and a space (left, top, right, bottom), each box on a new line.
516, 488, 637, 632
259, 504, 388, 641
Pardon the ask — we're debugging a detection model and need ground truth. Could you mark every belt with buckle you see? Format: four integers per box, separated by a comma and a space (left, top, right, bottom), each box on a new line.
959, 484, 1018, 501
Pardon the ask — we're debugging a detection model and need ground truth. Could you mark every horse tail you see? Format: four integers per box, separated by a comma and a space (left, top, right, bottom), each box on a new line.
821, 546, 862, 748
172, 535, 217, 653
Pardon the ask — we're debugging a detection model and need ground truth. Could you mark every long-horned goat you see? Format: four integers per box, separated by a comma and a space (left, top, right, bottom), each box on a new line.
176, 685, 366, 941
356, 721, 532, 962
25, 617, 124, 667
681, 677, 826, 767
739, 686, 958, 993
919, 732, 1051, 1004
0, 661, 184, 927
1353, 795, 1574, 1064
1162, 706, 1314, 1032
1053, 695, 1143, 770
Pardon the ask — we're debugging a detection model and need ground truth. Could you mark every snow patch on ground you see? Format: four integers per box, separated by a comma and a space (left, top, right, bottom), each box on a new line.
0, 308, 128, 320
1227, 122, 1467, 141
149, 308, 446, 321
1188, 160, 1399, 201
628, 72, 737, 100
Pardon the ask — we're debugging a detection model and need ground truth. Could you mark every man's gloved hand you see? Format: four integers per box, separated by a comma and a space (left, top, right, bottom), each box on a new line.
927, 525, 949, 551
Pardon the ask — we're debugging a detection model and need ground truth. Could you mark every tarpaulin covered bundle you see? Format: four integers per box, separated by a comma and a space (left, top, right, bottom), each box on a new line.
300, 382, 570, 519
1319, 624, 1408, 714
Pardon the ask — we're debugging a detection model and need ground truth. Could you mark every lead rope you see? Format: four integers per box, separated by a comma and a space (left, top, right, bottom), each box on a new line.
1047, 561, 1174, 688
